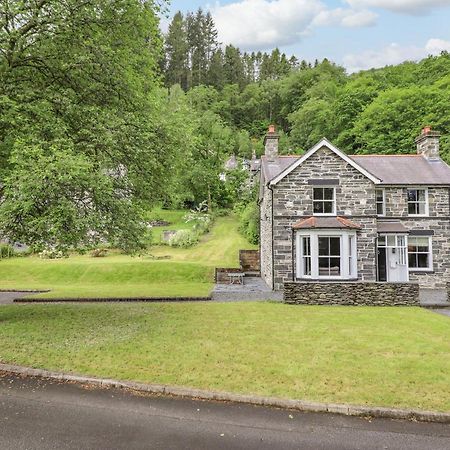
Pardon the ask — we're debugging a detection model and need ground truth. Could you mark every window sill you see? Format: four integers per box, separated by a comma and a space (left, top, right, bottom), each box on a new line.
296, 278, 359, 282
409, 269, 434, 274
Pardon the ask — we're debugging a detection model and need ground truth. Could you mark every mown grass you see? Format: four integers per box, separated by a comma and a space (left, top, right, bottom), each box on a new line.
0, 216, 256, 298
0, 302, 449, 412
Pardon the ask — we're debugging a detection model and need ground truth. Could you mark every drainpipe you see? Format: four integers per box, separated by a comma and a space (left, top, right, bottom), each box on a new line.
291, 227, 295, 281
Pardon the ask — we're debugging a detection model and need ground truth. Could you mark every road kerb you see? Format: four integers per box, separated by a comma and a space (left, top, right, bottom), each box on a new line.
1, 363, 449, 424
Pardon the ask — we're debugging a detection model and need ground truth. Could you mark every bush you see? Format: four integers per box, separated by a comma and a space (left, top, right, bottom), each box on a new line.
168, 230, 199, 248
39, 249, 67, 259
0, 243, 15, 258
239, 202, 260, 245
90, 248, 108, 258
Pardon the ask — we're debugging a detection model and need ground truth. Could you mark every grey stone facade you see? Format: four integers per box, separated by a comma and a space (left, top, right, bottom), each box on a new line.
284, 282, 420, 306
260, 176, 273, 288
270, 146, 379, 290
259, 134, 450, 291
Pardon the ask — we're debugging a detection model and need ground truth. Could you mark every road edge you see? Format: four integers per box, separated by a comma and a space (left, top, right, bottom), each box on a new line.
1, 362, 449, 424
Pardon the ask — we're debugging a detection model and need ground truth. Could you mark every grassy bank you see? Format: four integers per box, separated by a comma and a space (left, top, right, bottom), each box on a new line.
0, 302, 449, 412
0, 216, 256, 298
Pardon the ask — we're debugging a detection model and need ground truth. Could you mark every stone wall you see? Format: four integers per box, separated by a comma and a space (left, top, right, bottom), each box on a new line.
284, 282, 420, 306
384, 186, 450, 217
239, 250, 260, 272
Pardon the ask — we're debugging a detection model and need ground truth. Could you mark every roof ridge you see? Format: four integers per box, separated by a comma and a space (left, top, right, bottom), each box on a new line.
351, 154, 421, 157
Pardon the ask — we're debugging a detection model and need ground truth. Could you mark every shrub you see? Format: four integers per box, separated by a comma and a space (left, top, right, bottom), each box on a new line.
90, 248, 108, 258
39, 249, 67, 259
0, 243, 15, 258
168, 230, 199, 248
239, 202, 260, 245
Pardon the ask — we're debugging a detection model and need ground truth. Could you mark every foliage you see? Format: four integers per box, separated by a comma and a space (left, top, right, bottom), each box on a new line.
238, 202, 260, 245
168, 229, 199, 248
0, 0, 175, 252
39, 249, 67, 260
0, 243, 15, 258
91, 248, 109, 258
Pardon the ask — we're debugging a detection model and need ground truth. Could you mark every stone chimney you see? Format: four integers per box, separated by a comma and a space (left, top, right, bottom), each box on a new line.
264, 124, 279, 160
415, 127, 441, 161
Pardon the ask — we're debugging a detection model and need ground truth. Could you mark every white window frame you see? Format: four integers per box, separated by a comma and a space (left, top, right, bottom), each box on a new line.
375, 188, 386, 217
407, 235, 433, 272
296, 230, 357, 280
407, 188, 429, 217
378, 234, 408, 267
312, 187, 336, 217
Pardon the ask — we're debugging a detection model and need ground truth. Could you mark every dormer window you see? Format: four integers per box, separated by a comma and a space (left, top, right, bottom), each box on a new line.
313, 187, 336, 215
407, 189, 428, 216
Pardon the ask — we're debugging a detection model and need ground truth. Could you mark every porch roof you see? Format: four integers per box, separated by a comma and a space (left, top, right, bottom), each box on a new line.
292, 216, 361, 230
377, 222, 410, 234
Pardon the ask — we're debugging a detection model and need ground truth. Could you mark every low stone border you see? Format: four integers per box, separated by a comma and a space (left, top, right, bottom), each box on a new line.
0, 363, 449, 424
0, 289, 50, 293
14, 296, 211, 303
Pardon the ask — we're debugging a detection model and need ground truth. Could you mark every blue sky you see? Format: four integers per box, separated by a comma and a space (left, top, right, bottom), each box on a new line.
164, 0, 450, 72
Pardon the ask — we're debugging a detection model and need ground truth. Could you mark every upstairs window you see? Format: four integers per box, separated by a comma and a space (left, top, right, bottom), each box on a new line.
375, 189, 385, 216
407, 189, 428, 216
313, 187, 335, 215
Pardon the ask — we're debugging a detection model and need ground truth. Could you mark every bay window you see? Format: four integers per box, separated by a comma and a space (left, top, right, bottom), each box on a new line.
297, 231, 357, 280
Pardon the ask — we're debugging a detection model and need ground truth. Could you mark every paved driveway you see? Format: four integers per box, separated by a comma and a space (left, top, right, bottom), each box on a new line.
1, 374, 449, 450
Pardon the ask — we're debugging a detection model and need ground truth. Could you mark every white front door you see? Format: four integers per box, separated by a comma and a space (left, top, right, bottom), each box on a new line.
386, 247, 408, 282
379, 235, 409, 282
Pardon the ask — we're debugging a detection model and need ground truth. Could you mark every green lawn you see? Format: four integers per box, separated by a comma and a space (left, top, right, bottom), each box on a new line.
0, 302, 449, 412
0, 215, 256, 298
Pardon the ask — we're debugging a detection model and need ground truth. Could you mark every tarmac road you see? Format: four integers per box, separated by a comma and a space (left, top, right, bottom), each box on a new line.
0, 373, 449, 450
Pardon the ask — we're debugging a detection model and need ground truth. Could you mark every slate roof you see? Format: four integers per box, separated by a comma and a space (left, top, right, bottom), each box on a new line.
292, 216, 361, 230
260, 156, 299, 182
261, 153, 450, 185
351, 155, 450, 185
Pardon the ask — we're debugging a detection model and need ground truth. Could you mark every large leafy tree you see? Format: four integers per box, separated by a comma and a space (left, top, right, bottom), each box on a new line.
0, 0, 174, 252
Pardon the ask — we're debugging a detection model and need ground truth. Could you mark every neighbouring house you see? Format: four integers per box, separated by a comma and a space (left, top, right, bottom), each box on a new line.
221, 153, 261, 185
259, 125, 450, 292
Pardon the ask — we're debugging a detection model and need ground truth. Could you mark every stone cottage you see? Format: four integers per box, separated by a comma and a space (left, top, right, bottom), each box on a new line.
259, 126, 450, 294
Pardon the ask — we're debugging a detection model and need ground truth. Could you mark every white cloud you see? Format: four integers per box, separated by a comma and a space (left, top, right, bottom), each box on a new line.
211, 0, 377, 51
426, 38, 450, 53
212, 0, 323, 50
343, 38, 450, 72
313, 8, 377, 28
345, 0, 450, 14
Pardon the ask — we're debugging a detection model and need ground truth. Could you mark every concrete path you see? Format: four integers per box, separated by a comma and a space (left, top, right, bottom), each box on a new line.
212, 277, 282, 301
0, 291, 31, 305
433, 309, 450, 318
419, 289, 449, 308
1, 374, 450, 450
